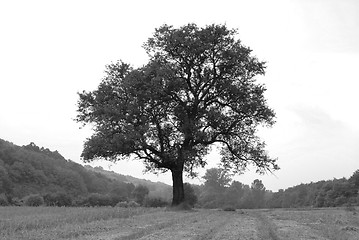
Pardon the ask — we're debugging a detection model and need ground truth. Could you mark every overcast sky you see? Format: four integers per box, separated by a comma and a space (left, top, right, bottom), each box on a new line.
1, 0, 358, 191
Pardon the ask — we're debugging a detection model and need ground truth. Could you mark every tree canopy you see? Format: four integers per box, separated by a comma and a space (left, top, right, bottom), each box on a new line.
76, 23, 278, 205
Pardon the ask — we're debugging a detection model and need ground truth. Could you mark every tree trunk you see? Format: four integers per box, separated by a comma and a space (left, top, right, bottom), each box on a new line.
171, 169, 185, 206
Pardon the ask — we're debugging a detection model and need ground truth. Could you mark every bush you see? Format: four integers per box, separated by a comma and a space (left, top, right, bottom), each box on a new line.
144, 197, 169, 208
0, 194, 9, 206
108, 194, 127, 206
85, 193, 121, 207
72, 196, 89, 207
43, 192, 73, 207
10, 197, 23, 206
24, 194, 44, 206
128, 200, 140, 207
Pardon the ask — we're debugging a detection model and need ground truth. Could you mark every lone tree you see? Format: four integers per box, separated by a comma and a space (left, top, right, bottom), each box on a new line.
76, 23, 278, 206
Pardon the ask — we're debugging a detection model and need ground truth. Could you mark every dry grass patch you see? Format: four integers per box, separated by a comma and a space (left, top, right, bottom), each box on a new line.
268, 208, 359, 240
0, 206, 153, 240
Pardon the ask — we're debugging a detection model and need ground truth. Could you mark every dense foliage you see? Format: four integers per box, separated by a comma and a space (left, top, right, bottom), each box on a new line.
76, 23, 278, 205
0, 139, 170, 206
196, 168, 267, 209
23, 194, 44, 206
195, 168, 359, 209
266, 175, 359, 208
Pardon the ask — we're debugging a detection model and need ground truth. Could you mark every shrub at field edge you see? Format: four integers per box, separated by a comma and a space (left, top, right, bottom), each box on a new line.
23, 194, 44, 206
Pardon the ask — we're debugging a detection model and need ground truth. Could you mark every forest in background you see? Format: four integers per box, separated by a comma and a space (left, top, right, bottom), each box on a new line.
196, 167, 359, 209
0, 139, 171, 207
0, 138, 358, 209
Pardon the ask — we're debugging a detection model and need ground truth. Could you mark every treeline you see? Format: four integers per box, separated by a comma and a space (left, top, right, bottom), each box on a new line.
1, 138, 358, 209
267, 173, 359, 208
192, 168, 268, 209
0, 139, 171, 207
192, 168, 359, 209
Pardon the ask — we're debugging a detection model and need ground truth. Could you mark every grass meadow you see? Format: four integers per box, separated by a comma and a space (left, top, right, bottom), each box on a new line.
0, 206, 154, 240
1, 206, 359, 240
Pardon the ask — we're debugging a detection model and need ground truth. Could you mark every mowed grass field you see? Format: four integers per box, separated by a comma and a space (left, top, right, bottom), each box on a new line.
1, 206, 359, 240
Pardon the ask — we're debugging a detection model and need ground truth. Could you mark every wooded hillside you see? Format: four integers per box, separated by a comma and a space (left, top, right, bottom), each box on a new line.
0, 139, 171, 206
0, 138, 357, 208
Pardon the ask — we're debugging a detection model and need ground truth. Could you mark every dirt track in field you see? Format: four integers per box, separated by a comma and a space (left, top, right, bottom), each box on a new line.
79, 208, 359, 240
84, 210, 258, 240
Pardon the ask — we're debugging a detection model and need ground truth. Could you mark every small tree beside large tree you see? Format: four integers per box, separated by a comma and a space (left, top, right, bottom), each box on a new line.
76, 23, 278, 206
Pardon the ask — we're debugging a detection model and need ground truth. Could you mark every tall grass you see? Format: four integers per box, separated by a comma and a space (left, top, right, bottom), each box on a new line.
0, 206, 152, 240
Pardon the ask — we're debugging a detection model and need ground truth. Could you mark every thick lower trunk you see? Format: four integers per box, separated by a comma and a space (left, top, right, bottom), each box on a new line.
171, 169, 185, 206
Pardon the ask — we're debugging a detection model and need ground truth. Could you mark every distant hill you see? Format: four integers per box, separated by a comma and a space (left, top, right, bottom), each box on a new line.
84, 165, 172, 200
0, 138, 171, 202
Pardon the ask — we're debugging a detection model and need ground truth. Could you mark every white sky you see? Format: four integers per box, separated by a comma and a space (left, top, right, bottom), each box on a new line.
1, 0, 358, 191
